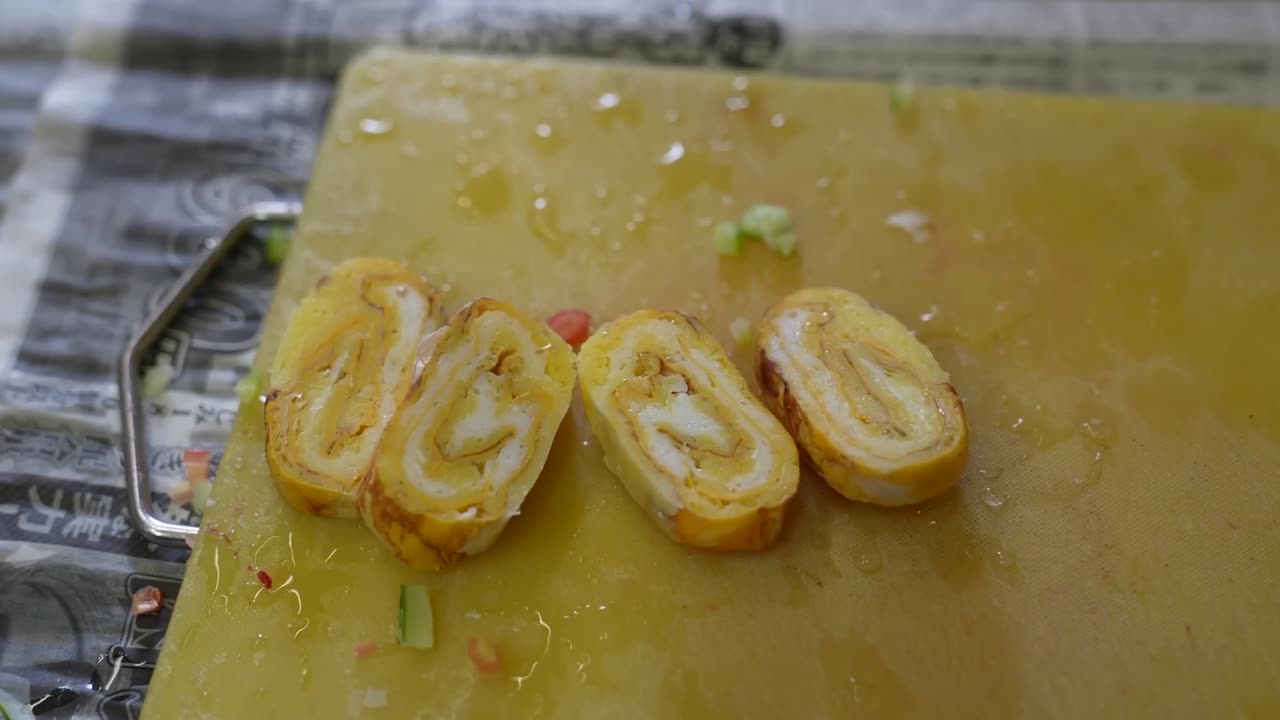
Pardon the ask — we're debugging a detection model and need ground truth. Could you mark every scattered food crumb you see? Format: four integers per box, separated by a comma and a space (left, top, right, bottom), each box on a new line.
890, 78, 916, 113
468, 637, 502, 673
131, 586, 164, 616
141, 358, 176, 400
885, 209, 933, 244
729, 317, 753, 347
363, 688, 388, 709
712, 222, 743, 256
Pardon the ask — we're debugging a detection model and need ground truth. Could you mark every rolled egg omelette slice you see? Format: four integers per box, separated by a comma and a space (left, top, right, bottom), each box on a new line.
265, 258, 443, 518
578, 310, 799, 551
756, 287, 968, 506
360, 298, 576, 570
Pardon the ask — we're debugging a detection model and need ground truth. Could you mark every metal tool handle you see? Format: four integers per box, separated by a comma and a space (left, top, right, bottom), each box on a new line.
118, 201, 301, 546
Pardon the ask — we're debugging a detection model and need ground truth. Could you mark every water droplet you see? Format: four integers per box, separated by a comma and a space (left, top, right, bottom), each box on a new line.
920, 304, 939, 323
992, 549, 1024, 585
971, 229, 986, 243
1011, 417, 1024, 430
1080, 417, 1115, 445
534, 197, 547, 211
770, 113, 786, 128
816, 176, 831, 189
981, 487, 1006, 509
533, 182, 546, 194
454, 151, 469, 166
454, 164, 510, 218
855, 546, 883, 574
664, 108, 680, 123
660, 141, 685, 165
535, 123, 552, 138
726, 95, 750, 112
359, 117, 393, 136
595, 92, 620, 110
593, 186, 609, 202
995, 302, 1008, 313
732, 76, 749, 91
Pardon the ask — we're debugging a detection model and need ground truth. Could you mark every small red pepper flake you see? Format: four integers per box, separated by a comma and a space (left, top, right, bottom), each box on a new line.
256, 569, 273, 589
468, 636, 501, 673
354, 640, 379, 660
547, 309, 591, 348
131, 586, 164, 616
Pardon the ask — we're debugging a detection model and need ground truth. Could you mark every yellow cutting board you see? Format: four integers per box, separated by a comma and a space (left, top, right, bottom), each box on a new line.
146, 49, 1280, 719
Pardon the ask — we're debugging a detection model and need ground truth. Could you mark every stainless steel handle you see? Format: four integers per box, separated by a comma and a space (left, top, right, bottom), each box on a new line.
118, 201, 301, 546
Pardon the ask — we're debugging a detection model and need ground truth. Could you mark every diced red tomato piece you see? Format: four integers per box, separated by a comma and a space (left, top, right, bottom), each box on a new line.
131, 586, 164, 616
354, 640, 379, 660
468, 637, 501, 673
256, 569, 273, 589
547, 309, 591, 348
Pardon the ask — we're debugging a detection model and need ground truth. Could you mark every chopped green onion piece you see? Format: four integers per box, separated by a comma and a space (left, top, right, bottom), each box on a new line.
890, 78, 915, 113
762, 230, 796, 258
191, 481, 214, 515
739, 204, 796, 258
141, 359, 176, 400
235, 372, 263, 404
729, 317, 753, 346
399, 584, 434, 649
264, 225, 292, 265
740, 204, 791, 239
712, 222, 743, 256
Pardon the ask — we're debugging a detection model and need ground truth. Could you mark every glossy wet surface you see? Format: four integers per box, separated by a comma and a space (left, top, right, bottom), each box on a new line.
146, 50, 1280, 719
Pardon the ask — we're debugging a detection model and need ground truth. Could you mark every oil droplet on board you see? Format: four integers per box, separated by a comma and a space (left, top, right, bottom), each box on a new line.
980, 487, 1006, 509
855, 546, 883, 574
455, 163, 511, 218
660, 141, 685, 165
359, 117, 394, 137
992, 549, 1024, 586
593, 91, 644, 126
595, 92, 620, 110
528, 194, 573, 256
533, 122, 566, 154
